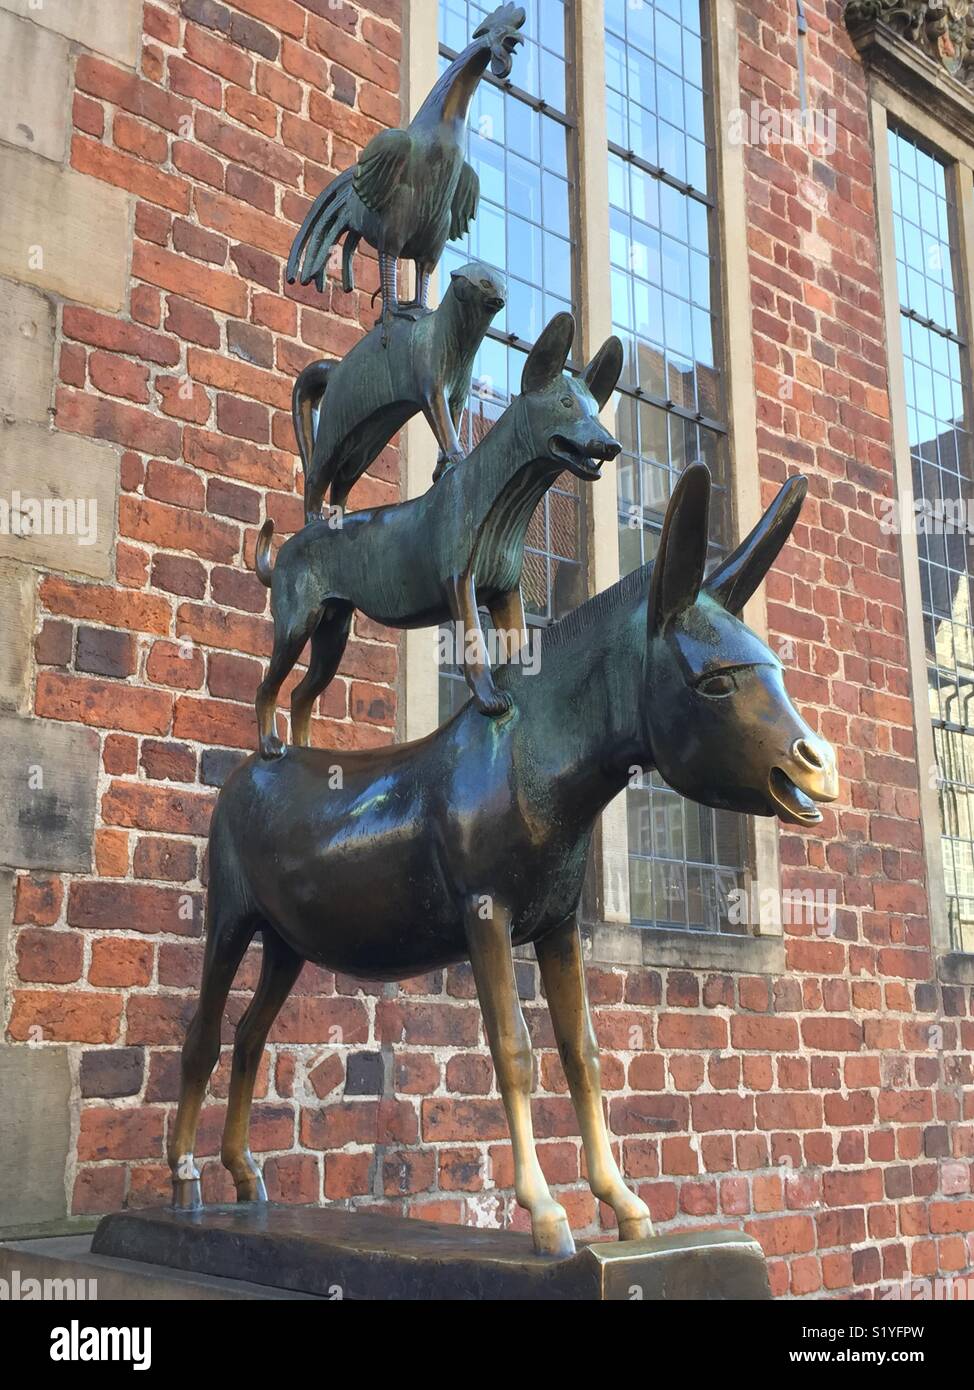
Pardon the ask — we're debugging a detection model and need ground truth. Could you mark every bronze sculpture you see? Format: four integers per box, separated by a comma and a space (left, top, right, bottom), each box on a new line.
291, 262, 506, 521
253, 313, 623, 757
169, 464, 838, 1257
286, 3, 526, 332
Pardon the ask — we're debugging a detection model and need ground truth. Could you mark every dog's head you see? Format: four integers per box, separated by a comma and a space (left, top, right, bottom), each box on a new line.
518, 313, 623, 480
449, 262, 507, 316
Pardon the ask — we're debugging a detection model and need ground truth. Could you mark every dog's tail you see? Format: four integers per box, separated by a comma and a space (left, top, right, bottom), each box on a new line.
255, 519, 275, 588
291, 359, 333, 482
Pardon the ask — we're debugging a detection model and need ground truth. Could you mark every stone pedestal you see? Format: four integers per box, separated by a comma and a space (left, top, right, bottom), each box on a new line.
86, 1204, 771, 1301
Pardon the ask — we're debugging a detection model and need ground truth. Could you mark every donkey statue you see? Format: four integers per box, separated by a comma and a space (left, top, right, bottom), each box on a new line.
168, 462, 837, 1258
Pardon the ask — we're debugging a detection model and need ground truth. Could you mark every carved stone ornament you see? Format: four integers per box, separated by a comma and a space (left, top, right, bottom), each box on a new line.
845, 1, 974, 83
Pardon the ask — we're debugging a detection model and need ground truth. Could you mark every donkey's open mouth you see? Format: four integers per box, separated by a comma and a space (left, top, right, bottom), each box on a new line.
548, 433, 620, 479
768, 767, 829, 825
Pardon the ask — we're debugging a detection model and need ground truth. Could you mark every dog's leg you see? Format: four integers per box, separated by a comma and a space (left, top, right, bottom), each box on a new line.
290, 602, 354, 747
447, 569, 513, 718
488, 588, 528, 668
255, 622, 313, 759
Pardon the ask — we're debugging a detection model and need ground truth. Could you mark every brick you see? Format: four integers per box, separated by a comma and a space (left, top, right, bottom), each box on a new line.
133, 243, 248, 316
88, 351, 150, 404
185, 22, 254, 86
146, 639, 206, 690
71, 135, 189, 214
62, 306, 180, 366
120, 495, 240, 563
101, 780, 214, 836
173, 217, 228, 265
56, 385, 181, 459
195, 187, 293, 257
165, 294, 222, 348
68, 880, 202, 938
168, 55, 222, 108
36, 671, 172, 736
80, 1048, 144, 1098
76, 626, 137, 679
217, 392, 269, 443
17, 928, 84, 983
113, 113, 168, 164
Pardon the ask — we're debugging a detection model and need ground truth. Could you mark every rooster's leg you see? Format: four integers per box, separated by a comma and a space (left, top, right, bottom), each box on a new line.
378, 255, 398, 344
399, 262, 434, 320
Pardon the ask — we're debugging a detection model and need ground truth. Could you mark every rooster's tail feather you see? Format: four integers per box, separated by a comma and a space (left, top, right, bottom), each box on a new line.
287, 167, 354, 287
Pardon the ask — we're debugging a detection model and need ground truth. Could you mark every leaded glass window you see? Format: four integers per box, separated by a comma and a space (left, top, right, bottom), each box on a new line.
606, 0, 746, 931
888, 125, 974, 952
437, 0, 582, 720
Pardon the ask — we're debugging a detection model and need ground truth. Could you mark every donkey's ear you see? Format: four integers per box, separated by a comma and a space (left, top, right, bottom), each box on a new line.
703, 474, 808, 615
581, 336, 624, 409
521, 312, 575, 394
647, 463, 711, 632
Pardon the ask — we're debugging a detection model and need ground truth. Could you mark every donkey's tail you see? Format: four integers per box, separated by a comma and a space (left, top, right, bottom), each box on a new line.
291, 359, 332, 481
255, 519, 275, 588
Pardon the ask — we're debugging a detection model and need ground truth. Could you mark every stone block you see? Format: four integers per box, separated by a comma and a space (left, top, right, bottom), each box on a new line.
0, 421, 118, 579
0, 713, 99, 871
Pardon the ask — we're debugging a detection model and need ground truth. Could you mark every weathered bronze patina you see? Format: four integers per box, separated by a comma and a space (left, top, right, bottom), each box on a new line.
287, 3, 526, 329
291, 262, 506, 521
253, 313, 623, 757
169, 464, 838, 1258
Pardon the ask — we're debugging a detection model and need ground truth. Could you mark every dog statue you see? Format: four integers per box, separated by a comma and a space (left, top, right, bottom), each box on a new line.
292, 262, 505, 519
253, 312, 623, 758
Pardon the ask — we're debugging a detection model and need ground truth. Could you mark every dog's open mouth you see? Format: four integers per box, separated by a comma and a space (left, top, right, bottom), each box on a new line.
548, 434, 617, 479
768, 767, 824, 825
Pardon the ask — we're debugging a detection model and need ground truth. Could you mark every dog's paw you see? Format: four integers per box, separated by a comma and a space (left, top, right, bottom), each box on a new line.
259, 734, 286, 760
433, 449, 464, 483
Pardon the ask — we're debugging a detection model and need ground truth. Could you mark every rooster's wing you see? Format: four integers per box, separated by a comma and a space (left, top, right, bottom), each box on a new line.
353, 127, 412, 215
450, 160, 480, 242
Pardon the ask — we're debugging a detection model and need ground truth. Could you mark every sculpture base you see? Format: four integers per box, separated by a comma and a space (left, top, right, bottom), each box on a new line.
91, 1203, 771, 1301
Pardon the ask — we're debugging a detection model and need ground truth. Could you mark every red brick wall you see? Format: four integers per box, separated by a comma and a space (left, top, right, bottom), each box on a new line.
5, 0, 973, 1299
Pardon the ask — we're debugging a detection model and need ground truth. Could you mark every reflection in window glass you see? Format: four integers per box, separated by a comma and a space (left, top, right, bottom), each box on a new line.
889, 126, 974, 952
437, 0, 581, 720
607, 0, 746, 932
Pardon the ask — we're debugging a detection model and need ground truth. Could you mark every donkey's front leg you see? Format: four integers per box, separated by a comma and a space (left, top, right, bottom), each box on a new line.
464, 896, 575, 1257
536, 918, 653, 1241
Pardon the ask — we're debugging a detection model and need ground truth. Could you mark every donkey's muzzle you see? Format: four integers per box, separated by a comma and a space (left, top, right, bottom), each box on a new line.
768, 734, 838, 825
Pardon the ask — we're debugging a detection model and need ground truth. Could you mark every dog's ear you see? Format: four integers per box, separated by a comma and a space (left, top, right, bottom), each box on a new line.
581, 336, 623, 409
521, 312, 575, 395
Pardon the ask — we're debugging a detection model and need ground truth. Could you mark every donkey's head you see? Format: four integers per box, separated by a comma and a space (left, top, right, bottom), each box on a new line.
518, 312, 623, 481
644, 463, 837, 825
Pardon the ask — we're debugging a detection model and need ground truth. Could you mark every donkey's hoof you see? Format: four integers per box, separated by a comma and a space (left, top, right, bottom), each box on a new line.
172, 1177, 203, 1211
618, 1213, 654, 1242
234, 1173, 268, 1204
259, 734, 286, 760
532, 1208, 575, 1259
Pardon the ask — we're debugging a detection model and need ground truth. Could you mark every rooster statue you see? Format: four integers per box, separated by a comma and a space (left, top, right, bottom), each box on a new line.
286, 4, 526, 334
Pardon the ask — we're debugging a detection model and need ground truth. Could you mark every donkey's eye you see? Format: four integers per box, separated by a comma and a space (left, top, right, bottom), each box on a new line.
697, 672, 736, 698
561, 395, 574, 408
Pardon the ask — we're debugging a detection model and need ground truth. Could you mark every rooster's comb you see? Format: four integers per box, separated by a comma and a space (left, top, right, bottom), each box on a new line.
473, 3, 526, 37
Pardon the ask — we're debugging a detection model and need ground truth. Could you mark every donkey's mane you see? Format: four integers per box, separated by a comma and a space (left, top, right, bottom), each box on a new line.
542, 560, 653, 650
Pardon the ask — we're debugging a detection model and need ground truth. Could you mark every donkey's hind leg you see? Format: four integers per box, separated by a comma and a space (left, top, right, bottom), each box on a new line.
290, 602, 353, 747
221, 926, 304, 1201
169, 893, 256, 1209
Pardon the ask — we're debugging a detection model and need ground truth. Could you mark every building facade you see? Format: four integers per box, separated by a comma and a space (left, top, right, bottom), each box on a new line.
0, 0, 972, 1297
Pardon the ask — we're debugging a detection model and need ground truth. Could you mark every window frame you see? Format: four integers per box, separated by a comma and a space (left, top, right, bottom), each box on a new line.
403, 0, 785, 973
872, 84, 974, 982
